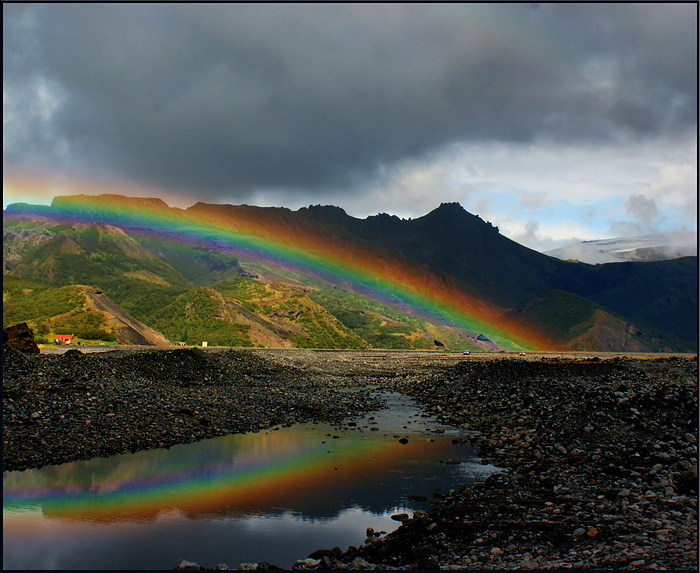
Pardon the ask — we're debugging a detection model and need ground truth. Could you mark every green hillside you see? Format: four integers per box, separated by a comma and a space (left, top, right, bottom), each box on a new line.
507, 290, 600, 341
508, 289, 695, 353
5, 198, 697, 352
124, 232, 243, 286
2, 275, 115, 343
211, 278, 367, 349
3, 219, 191, 294
3, 271, 466, 350
137, 286, 253, 347
310, 287, 433, 350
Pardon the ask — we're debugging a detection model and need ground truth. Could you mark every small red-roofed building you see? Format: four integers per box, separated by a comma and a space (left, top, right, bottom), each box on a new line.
55, 334, 74, 345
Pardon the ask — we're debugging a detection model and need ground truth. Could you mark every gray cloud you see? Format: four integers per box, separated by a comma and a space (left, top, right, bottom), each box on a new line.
625, 193, 660, 233
517, 220, 542, 247
3, 3, 697, 201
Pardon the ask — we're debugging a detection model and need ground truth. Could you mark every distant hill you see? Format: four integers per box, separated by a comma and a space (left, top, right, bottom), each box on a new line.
546, 232, 698, 264
3, 196, 697, 352
506, 290, 693, 353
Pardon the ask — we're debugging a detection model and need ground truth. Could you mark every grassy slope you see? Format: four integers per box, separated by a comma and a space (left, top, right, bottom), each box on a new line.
7, 204, 694, 352
508, 289, 694, 353
311, 287, 441, 350
2, 275, 115, 342
3, 219, 191, 293
212, 278, 366, 349
137, 286, 253, 347
3, 271, 463, 349
124, 232, 243, 286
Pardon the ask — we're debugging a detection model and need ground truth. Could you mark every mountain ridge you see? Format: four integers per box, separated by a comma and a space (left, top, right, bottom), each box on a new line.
3, 196, 697, 352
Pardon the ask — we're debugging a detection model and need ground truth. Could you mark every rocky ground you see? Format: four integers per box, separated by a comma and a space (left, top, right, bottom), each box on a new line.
3, 346, 698, 570
2, 346, 395, 472
341, 356, 699, 571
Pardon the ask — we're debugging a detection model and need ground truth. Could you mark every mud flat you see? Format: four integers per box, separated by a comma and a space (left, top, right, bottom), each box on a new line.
3, 347, 698, 570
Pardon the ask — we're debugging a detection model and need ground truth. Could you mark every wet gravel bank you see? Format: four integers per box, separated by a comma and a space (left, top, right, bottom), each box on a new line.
3, 347, 698, 570
315, 356, 699, 571
3, 346, 391, 472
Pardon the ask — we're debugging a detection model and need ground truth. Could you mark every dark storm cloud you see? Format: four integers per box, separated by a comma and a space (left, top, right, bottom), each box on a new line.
3, 3, 697, 200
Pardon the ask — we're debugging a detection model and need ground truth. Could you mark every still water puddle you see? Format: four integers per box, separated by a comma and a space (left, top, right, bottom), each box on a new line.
3, 392, 500, 569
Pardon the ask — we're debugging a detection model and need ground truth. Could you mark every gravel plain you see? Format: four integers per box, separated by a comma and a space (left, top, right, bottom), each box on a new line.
3, 346, 698, 570
3, 346, 392, 472
343, 355, 698, 571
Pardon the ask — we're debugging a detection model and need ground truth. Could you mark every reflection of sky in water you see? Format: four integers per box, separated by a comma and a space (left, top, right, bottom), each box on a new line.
3, 392, 501, 569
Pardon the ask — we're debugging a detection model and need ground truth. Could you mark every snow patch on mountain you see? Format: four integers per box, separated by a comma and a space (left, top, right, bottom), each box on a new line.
545, 232, 697, 264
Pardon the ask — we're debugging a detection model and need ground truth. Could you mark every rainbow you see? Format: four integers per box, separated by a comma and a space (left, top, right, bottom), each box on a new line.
3, 176, 557, 350
3, 428, 453, 523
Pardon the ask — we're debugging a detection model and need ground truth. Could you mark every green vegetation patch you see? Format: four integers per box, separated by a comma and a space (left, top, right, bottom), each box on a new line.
291, 306, 366, 349
3, 275, 112, 340
512, 289, 694, 352
214, 278, 366, 349
515, 289, 600, 341
213, 277, 274, 312
4, 220, 191, 296
131, 234, 242, 286
136, 286, 253, 347
310, 287, 434, 349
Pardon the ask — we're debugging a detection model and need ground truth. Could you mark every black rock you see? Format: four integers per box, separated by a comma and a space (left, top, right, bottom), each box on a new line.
3, 323, 40, 354
416, 557, 440, 570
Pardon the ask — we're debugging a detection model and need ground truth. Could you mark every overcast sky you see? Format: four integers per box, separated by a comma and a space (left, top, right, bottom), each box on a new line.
3, 3, 697, 251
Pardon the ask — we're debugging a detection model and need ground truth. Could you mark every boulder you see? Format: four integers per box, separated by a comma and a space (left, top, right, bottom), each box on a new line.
3, 322, 40, 354
256, 563, 283, 571
677, 470, 698, 493
307, 548, 342, 560
416, 557, 440, 570
347, 557, 372, 570
175, 561, 204, 570
292, 558, 320, 570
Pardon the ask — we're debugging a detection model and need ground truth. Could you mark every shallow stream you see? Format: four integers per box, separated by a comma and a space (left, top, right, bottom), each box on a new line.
3, 391, 500, 569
